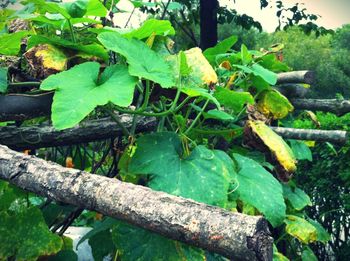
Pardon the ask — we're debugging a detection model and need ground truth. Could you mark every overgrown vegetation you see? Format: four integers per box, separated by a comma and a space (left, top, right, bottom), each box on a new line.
0, 0, 348, 260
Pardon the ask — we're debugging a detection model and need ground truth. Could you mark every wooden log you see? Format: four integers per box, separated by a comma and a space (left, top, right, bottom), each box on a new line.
0, 145, 273, 260
0, 92, 53, 122
291, 98, 350, 116
277, 71, 314, 84
271, 127, 348, 145
274, 84, 309, 98
1, 116, 347, 149
0, 116, 157, 150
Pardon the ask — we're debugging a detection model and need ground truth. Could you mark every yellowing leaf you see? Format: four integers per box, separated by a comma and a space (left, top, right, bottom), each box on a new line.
284, 215, 317, 244
184, 47, 217, 85
257, 90, 294, 119
245, 120, 297, 181
219, 60, 231, 70
24, 44, 68, 79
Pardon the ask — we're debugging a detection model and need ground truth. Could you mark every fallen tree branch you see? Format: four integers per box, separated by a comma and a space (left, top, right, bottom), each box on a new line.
271, 127, 348, 144
274, 84, 309, 98
291, 98, 350, 116
0, 145, 273, 260
1, 117, 347, 149
277, 71, 314, 85
0, 116, 156, 150
0, 92, 53, 122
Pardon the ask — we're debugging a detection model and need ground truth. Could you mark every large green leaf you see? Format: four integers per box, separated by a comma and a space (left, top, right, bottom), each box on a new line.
0, 207, 62, 260
257, 90, 294, 119
232, 154, 286, 227
124, 18, 175, 40
85, 0, 108, 17
284, 215, 317, 244
0, 31, 31, 55
307, 218, 331, 243
88, 230, 116, 261
111, 220, 205, 261
98, 32, 175, 88
129, 132, 236, 207
283, 184, 312, 211
40, 62, 137, 130
181, 86, 220, 108
0, 67, 8, 93
28, 35, 108, 61
203, 35, 237, 64
213, 86, 254, 112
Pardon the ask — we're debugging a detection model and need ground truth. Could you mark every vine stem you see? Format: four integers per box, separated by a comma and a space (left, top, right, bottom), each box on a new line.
184, 99, 210, 135
102, 107, 130, 137
8, 82, 41, 88
67, 19, 76, 43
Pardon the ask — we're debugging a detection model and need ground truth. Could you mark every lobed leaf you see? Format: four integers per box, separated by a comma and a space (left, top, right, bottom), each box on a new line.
41, 62, 137, 130
98, 32, 175, 88
232, 154, 286, 227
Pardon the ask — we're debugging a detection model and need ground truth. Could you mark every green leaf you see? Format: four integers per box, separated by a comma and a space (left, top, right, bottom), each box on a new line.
98, 32, 175, 87
232, 64, 277, 85
179, 50, 191, 77
85, 0, 108, 17
0, 67, 8, 93
259, 54, 289, 72
213, 86, 254, 112
89, 230, 116, 261
240, 44, 252, 65
27, 35, 108, 61
301, 246, 317, 261
283, 184, 312, 211
232, 154, 286, 227
0, 207, 62, 260
284, 215, 317, 244
77, 217, 118, 248
203, 35, 238, 64
251, 63, 277, 85
289, 140, 312, 161
307, 218, 331, 243
48, 250, 78, 261
40, 62, 137, 130
124, 18, 175, 40
63, 0, 87, 18
0, 31, 31, 55
129, 132, 236, 207
111, 220, 205, 261
273, 245, 289, 261
257, 90, 294, 119
204, 109, 234, 121
181, 87, 220, 108
28, 0, 71, 19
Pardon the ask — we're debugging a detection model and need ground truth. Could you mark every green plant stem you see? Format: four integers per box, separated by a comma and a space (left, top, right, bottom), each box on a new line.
139, 80, 151, 111
115, 87, 183, 117
184, 99, 210, 135
8, 82, 41, 88
67, 19, 76, 43
102, 107, 130, 137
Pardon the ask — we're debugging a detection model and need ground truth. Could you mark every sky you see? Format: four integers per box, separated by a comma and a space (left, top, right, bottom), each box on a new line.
115, 0, 350, 32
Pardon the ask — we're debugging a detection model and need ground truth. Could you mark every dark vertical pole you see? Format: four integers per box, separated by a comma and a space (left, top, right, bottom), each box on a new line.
200, 0, 218, 50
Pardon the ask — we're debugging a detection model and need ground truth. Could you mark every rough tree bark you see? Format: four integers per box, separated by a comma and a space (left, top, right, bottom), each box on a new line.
276, 71, 315, 85
290, 99, 350, 116
1, 117, 347, 149
0, 116, 156, 150
0, 145, 273, 260
271, 127, 348, 145
200, 0, 218, 50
